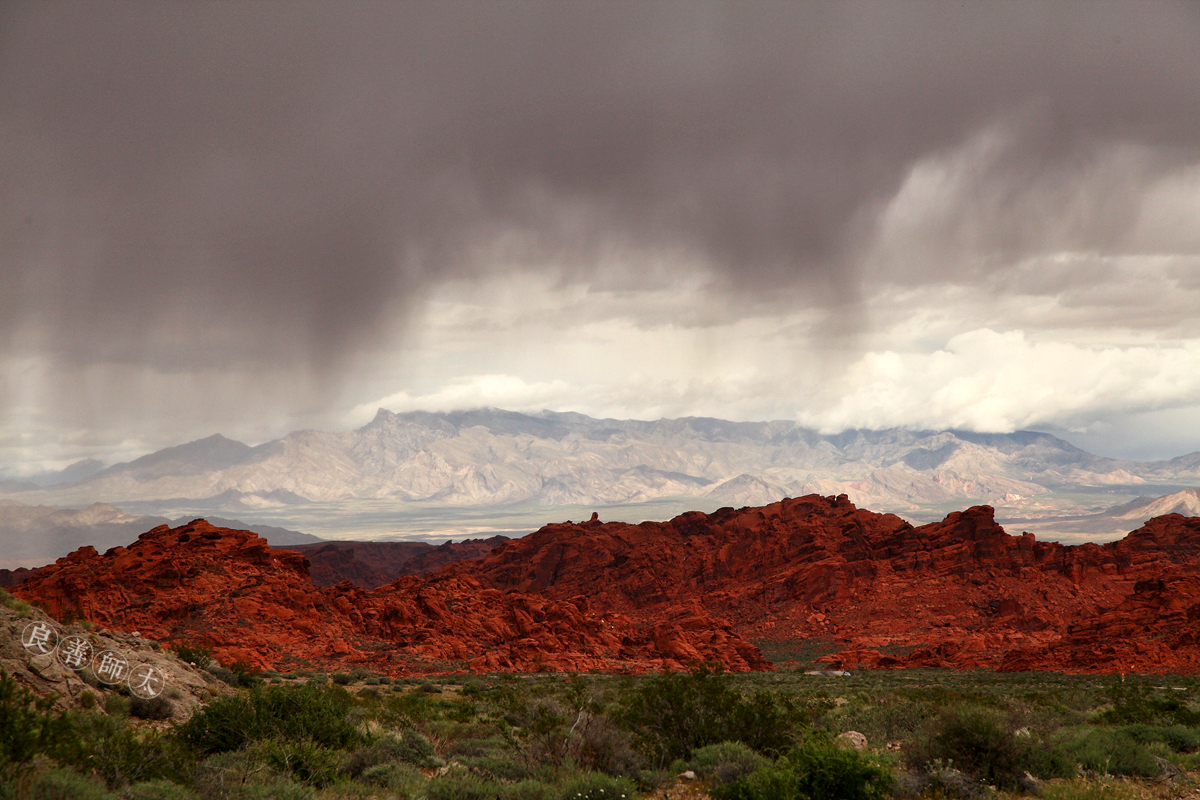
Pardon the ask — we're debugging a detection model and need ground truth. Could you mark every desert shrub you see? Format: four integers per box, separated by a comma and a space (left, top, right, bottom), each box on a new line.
177, 684, 360, 755
1099, 683, 1200, 727
0, 588, 33, 616
427, 771, 504, 800
909, 708, 1029, 789
105, 694, 131, 719
892, 767, 988, 800
204, 665, 239, 687
0, 669, 76, 776
130, 695, 174, 721
307, 674, 328, 686
332, 673, 353, 686
259, 737, 342, 787
555, 771, 637, 800
836, 698, 933, 744
79, 690, 98, 710
618, 664, 799, 764
689, 741, 770, 785
504, 779, 554, 800
1057, 728, 1161, 778
121, 779, 200, 800
68, 712, 188, 788
227, 660, 263, 688
341, 729, 441, 778
463, 752, 530, 781
361, 761, 426, 792
711, 734, 893, 800
1118, 723, 1200, 753
397, 727, 441, 767
419, 682, 441, 693
171, 642, 213, 667
378, 676, 393, 685
24, 766, 116, 800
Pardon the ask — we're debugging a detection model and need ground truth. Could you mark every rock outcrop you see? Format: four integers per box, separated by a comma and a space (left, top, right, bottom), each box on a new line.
453, 495, 1200, 673
14, 520, 765, 675
16, 495, 1200, 675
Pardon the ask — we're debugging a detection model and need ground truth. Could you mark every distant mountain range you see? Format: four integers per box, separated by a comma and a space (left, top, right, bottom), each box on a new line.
2, 408, 1198, 540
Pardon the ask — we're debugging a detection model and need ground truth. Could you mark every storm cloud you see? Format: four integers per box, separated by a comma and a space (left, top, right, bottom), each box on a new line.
2, 1, 1200, 466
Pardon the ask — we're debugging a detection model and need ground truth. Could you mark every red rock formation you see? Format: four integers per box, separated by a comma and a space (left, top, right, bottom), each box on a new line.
453, 495, 1200, 674
17, 497, 1200, 675
0, 566, 37, 588
14, 520, 765, 675
282, 537, 508, 588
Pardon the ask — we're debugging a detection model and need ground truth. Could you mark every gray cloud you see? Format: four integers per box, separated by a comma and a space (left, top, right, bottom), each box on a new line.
2, 1, 1200, 463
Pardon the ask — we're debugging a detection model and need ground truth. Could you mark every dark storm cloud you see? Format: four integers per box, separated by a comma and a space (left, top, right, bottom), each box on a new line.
2, 1, 1199, 370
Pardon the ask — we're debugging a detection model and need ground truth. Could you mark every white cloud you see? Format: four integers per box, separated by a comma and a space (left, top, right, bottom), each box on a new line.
800, 329, 1200, 434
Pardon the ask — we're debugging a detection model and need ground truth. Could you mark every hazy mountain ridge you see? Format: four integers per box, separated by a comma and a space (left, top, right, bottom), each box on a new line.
4, 409, 1198, 517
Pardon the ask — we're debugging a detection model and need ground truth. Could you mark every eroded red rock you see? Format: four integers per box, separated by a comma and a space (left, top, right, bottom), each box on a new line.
454, 495, 1200, 674
14, 520, 765, 675
17, 496, 1200, 676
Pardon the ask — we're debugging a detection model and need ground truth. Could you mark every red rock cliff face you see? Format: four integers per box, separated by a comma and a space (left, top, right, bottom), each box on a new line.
453, 495, 1200, 673
14, 520, 766, 675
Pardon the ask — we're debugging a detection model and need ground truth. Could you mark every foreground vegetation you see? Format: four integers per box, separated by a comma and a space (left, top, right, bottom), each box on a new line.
4, 656, 1200, 800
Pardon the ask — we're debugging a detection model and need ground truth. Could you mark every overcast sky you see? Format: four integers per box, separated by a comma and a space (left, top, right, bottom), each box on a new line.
3, 0, 1200, 473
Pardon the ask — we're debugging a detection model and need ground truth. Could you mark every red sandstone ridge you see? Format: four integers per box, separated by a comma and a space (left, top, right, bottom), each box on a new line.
449, 495, 1200, 674
13, 519, 765, 675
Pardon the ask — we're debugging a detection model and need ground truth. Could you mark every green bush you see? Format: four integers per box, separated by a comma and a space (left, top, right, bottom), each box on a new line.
332, 673, 353, 685
427, 771, 504, 800
170, 642, 212, 667
341, 729, 442, 778
618, 664, 799, 763
711, 734, 893, 800
260, 737, 342, 787
913, 708, 1029, 789
689, 741, 770, 785
0, 669, 75, 776
177, 684, 360, 755
121, 779, 200, 800
503, 779, 554, 800
105, 694, 130, 719
1057, 728, 1161, 778
361, 761, 426, 791
130, 696, 173, 721
0, 588, 33, 616
556, 771, 637, 800
1118, 723, 1200, 753
1099, 683, 1200, 727
25, 766, 116, 800
68, 712, 188, 788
